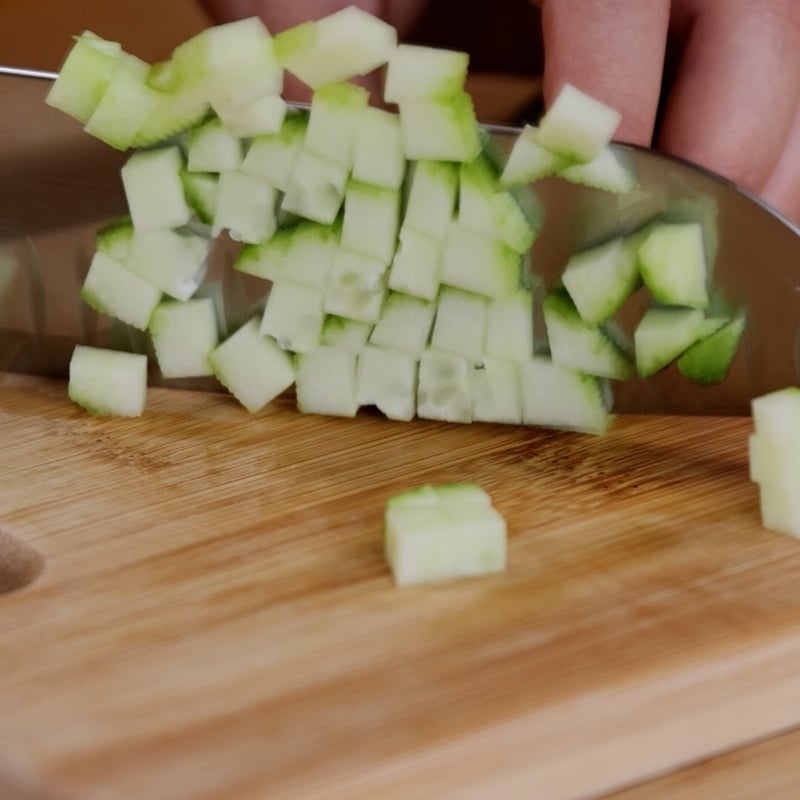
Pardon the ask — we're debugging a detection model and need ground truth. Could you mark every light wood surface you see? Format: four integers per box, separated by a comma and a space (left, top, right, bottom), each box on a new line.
2, 373, 800, 799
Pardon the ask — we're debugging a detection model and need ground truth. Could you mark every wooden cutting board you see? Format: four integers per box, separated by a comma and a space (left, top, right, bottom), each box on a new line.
2, 372, 800, 800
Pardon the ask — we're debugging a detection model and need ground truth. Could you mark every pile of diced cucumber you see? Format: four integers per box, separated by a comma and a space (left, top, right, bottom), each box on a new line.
51, 6, 744, 431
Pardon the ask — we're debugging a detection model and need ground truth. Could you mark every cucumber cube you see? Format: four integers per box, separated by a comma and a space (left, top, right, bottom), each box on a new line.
355, 345, 417, 421
559, 146, 637, 194
296, 346, 359, 417
260, 280, 324, 354
281, 147, 349, 225
320, 316, 372, 352
352, 108, 406, 190
484, 290, 534, 363
751, 387, 800, 442
677, 313, 745, 383
638, 222, 710, 309
383, 44, 469, 103
472, 358, 522, 425
212, 93, 287, 138
402, 160, 459, 239
398, 92, 482, 162
430, 287, 488, 365
306, 82, 369, 169
211, 171, 277, 244
749, 433, 800, 485
187, 118, 243, 173
121, 145, 192, 232
417, 350, 473, 423
758, 483, 800, 537
209, 317, 295, 413
324, 249, 388, 323
95, 216, 135, 261
240, 110, 308, 192
341, 181, 401, 265
181, 171, 219, 225
149, 297, 219, 378
520, 357, 612, 434
499, 125, 568, 186
387, 227, 444, 302
633, 307, 707, 378
68, 345, 147, 417
80, 251, 161, 330
132, 90, 210, 149
369, 292, 436, 357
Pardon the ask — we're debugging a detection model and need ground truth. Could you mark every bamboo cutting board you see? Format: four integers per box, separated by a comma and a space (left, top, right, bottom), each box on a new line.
2, 372, 800, 800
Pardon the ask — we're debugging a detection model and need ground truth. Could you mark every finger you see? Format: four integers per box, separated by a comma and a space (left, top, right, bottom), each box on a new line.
198, 0, 259, 23
537, 0, 670, 146
762, 107, 800, 226
658, 0, 800, 194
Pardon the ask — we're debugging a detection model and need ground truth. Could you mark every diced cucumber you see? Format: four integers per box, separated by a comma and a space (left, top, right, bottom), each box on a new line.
306, 82, 369, 169
274, 6, 397, 89
638, 222, 710, 309
352, 108, 406, 190
209, 317, 295, 413
149, 297, 219, 378
633, 307, 707, 378
387, 227, 443, 302
46, 32, 123, 124
295, 346, 359, 417
125, 229, 209, 301
260, 280, 324, 353
749, 433, 800, 485
95, 215, 135, 261
430, 287, 487, 365
471, 358, 522, 425
341, 181, 401, 265
133, 90, 210, 149
751, 387, 800, 442
369, 292, 436, 357
484, 289, 534, 363
121, 145, 192, 231
355, 345, 417, 421
440, 223, 522, 299
398, 92, 482, 162
677, 312, 745, 383
417, 350, 473, 423
536, 83, 621, 163
519, 357, 611, 434
281, 147, 349, 225
211, 171, 277, 244
68, 345, 147, 417
561, 235, 641, 325
558, 146, 636, 194
84, 53, 161, 150
383, 44, 469, 103
758, 483, 800, 537
212, 93, 287, 138
181, 171, 219, 225
324, 249, 387, 323
402, 160, 459, 239
240, 110, 308, 192
320, 316, 372, 352
499, 125, 568, 186
186, 117, 243, 173
543, 290, 633, 380
80, 251, 161, 330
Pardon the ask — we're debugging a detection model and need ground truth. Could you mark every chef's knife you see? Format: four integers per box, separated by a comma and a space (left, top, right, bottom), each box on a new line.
1, 65, 799, 414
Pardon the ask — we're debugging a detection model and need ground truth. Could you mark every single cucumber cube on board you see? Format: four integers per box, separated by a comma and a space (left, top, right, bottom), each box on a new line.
132, 89, 210, 149
758, 482, 800, 537
295, 346, 359, 417
181, 171, 219, 225
402, 160, 459, 239
240, 110, 308, 192
260, 280, 324, 354
398, 92, 482, 162
417, 350, 473, 423
749, 433, 800, 485
369, 292, 436, 357
320, 315, 372, 352
274, 6, 397, 89
677, 312, 745, 383
68, 345, 147, 417
209, 317, 295, 413
186, 117, 243, 173
352, 107, 406, 190
558, 146, 637, 194
355, 345, 418, 421
121, 145, 192, 232
212, 93, 287, 138
149, 297, 219, 378
536, 83, 621, 163
95, 216, 135, 261
384, 44, 469, 103
84, 53, 161, 150
387, 226, 443, 302
341, 181, 401, 265
324, 249, 388, 323
211, 170, 278, 244
543, 290, 633, 380
751, 387, 800, 443
46, 31, 123, 124
484, 289, 534, 363
80, 251, 162, 330
520, 357, 612, 434
638, 222, 710, 309
633, 307, 707, 378
430, 287, 488, 365
281, 147, 349, 225
440, 223, 522, 299
125, 229, 210, 301
499, 124, 568, 186
472, 358, 522, 425
306, 82, 369, 169
561, 235, 641, 325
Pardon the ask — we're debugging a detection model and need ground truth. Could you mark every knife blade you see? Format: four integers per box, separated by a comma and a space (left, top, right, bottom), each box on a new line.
1, 65, 799, 414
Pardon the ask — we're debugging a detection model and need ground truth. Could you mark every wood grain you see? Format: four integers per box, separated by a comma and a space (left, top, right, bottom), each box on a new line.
1, 373, 800, 799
